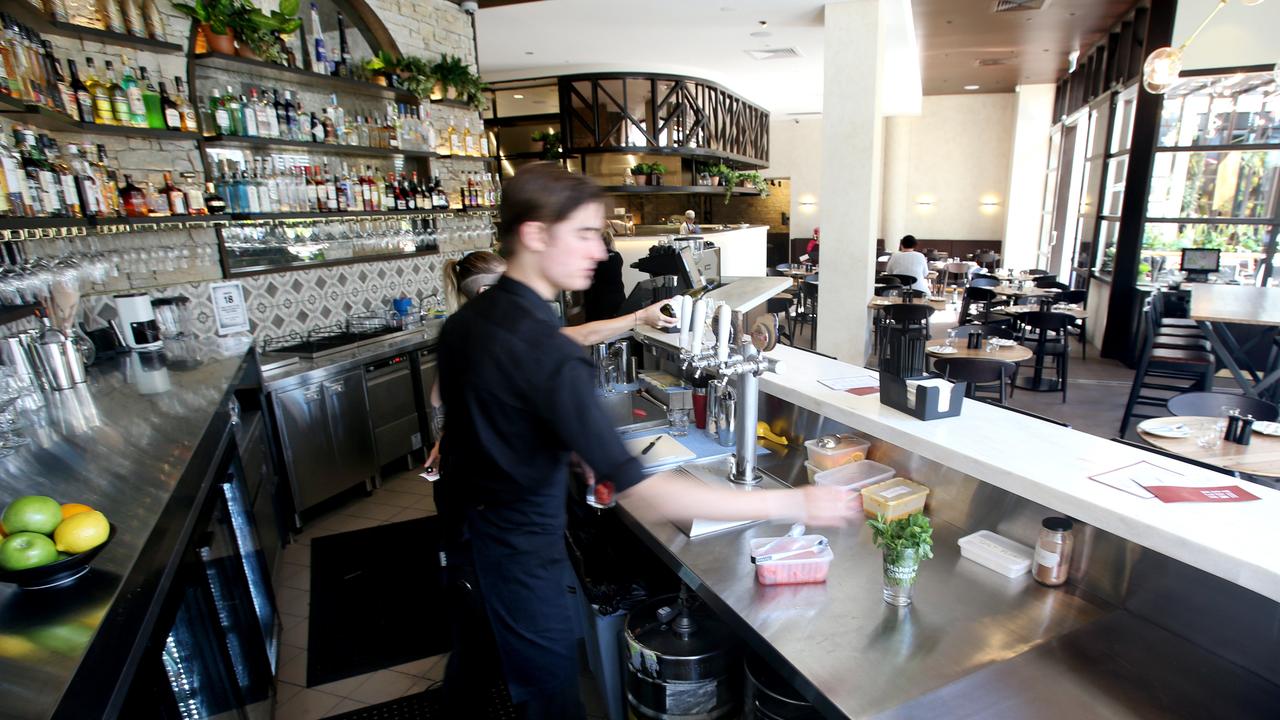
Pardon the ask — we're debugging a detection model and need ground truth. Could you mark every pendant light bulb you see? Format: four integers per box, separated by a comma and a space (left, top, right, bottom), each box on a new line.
1240, 0, 1265, 6
1142, 46, 1184, 94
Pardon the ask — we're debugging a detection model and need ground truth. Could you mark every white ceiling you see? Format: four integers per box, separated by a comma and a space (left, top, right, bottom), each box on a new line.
474, 0, 831, 115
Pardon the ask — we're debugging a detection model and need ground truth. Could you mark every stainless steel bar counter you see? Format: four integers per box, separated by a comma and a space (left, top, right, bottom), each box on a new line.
0, 337, 255, 719
619, 332, 1280, 719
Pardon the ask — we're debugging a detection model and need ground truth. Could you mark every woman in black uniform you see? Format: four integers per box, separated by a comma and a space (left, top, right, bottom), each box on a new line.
438, 163, 851, 719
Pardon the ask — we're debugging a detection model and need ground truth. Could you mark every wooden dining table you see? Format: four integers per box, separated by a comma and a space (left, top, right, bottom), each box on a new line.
996, 304, 1088, 320
1136, 415, 1280, 479
990, 284, 1059, 299
1188, 284, 1280, 400
925, 342, 1033, 363
867, 297, 948, 310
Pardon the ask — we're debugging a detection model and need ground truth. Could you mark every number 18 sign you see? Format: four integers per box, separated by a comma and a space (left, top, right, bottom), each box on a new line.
210, 281, 251, 335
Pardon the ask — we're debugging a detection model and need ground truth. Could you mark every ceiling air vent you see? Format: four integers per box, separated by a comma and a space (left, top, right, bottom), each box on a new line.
745, 48, 802, 61
993, 0, 1049, 12
975, 57, 1013, 66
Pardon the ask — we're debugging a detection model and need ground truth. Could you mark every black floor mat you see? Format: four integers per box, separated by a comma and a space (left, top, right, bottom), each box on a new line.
308, 516, 452, 687
324, 684, 518, 720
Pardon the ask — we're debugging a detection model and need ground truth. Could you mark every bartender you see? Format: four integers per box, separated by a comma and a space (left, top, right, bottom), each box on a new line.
439, 163, 852, 719
678, 209, 701, 235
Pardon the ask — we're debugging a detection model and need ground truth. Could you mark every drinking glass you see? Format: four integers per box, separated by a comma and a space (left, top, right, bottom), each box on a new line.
0, 371, 30, 451
1196, 419, 1226, 449
944, 329, 957, 349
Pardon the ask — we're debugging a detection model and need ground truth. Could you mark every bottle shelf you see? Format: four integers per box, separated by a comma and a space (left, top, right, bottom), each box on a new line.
227, 208, 497, 222
0, 303, 41, 326
0, 208, 499, 238
201, 135, 437, 159
0, 103, 202, 141
191, 53, 419, 104
2, 3, 185, 54
599, 185, 760, 196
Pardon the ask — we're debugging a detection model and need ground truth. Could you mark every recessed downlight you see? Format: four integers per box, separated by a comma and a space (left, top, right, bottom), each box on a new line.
964, 84, 981, 90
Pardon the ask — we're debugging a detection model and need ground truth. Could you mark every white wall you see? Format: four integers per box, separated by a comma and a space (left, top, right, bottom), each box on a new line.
1002, 84, 1056, 271
763, 118, 825, 240
880, 94, 1017, 244
1175, 0, 1280, 71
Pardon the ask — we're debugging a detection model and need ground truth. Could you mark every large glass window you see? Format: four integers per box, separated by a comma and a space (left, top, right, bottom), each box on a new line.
1096, 85, 1138, 276
1141, 71, 1280, 286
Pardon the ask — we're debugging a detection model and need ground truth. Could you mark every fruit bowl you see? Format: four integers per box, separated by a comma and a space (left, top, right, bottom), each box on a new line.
0, 526, 115, 590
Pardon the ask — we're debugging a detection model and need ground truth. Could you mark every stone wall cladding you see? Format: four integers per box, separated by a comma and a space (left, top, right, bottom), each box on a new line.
12, 0, 488, 338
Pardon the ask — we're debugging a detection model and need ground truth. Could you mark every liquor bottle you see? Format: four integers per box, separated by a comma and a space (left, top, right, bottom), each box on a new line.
141, 0, 166, 42
146, 178, 170, 216
211, 91, 232, 135
95, 145, 121, 216
161, 171, 186, 214
322, 161, 337, 211
173, 78, 198, 133
121, 64, 146, 127
326, 93, 345, 142
239, 93, 258, 136
103, 61, 129, 126
448, 118, 463, 156
203, 181, 227, 214
463, 120, 477, 157
82, 58, 113, 126
320, 106, 335, 144
222, 85, 243, 135
139, 67, 163, 129
120, 174, 147, 216
181, 171, 206, 215
67, 59, 94, 124
309, 2, 326, 73
335, 163, 349, 211
98, 0, 127, 34
333, 11, 351, 77
386, 111, 399, 149
423, 107, 438, 153
355, 114, 370, 146
273, 90, 288, 138
240, 163, 259, 214
158, 80, 181, 130
15, 128, 60, 217
47, 48, 77, 119
479, 122, 490, 157
43, 136, 82, 217
431, 175, 447, 210
297, 98, 312, 140
303, 165, 318, 211
0, 132, 22, 216
286, 91, 303, 140
65, 144, 102, 218
120, 0, 145, 38
309, 110, 324, 143
411, 171, 426, 208
253, 88, 276, 138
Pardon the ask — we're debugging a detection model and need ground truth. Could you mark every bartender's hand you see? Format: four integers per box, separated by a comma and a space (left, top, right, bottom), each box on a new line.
796, 485, 862, 527
637, 299, 679, 329
424, 437, 441, 470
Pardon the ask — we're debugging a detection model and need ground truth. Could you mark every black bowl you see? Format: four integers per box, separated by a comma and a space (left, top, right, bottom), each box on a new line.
0, 526, 115, 590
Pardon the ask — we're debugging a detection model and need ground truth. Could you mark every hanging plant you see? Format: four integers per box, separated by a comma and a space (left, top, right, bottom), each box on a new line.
227, 0, 302, 63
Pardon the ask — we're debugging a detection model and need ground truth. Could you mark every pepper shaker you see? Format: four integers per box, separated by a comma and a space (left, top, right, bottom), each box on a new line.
1225, 413, 1241, 443
1236, 415, 1255, 446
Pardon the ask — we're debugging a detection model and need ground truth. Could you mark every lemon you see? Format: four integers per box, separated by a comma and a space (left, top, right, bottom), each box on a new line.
53, 511, 109, 554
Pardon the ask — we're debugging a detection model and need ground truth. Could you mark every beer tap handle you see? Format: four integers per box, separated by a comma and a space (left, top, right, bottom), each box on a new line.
690, 299, 707, 354
715, 302, 731, 362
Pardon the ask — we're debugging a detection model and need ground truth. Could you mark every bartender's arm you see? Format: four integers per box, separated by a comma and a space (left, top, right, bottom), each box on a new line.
561, 299, 677, 346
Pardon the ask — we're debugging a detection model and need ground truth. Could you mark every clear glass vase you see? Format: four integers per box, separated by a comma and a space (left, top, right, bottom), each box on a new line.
882, 548, 921, 606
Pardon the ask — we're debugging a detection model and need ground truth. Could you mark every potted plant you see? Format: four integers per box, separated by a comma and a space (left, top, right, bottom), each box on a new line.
172, 0, 243, 56
868, 513, 934, 606
228, 0, 301, 62
630, 162, 651, 186
432, 55, 471, 100
364, 50, 400, 86
704, 163, 731, 187
531, 130, 562, 160
647, 162, 666, 187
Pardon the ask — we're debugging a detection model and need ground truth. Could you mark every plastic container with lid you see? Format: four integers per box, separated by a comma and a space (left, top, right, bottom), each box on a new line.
804, 461, 821, 484
957, 530, 1033, 577
814, 459, 895, 491
803, 435, 870, 471
749, 535, 833, 585
861, 478, 929, 520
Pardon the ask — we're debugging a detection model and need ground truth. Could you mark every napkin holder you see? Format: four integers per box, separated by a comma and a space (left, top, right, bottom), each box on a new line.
880, 374, 965, 420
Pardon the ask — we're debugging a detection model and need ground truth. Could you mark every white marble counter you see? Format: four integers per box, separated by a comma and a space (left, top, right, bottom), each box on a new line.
758, 345, 1280, 602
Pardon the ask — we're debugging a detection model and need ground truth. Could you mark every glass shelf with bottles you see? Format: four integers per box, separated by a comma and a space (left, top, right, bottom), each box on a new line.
0, 17, 201, 138
4, 0, 183, 53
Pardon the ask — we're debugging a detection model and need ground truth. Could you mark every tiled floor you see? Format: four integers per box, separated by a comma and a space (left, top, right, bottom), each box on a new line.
271, 470, 447, 720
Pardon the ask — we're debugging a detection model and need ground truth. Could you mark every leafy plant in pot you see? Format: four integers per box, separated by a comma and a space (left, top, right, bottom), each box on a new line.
431, 55, 471, 101
704, 163, 731, 187
364, 50, 400, 87
228, 0, 302, 63
531, 130, 562, 160
630, 162, 651, 186
647, 162, 666, 187
172, 0, 243, 56
868, 513, 933, 606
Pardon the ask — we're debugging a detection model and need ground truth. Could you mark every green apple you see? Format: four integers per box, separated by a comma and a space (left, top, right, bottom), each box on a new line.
2, 496, 62, 535
0, 532, 58, 571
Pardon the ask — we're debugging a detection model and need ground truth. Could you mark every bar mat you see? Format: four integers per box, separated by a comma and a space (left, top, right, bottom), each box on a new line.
308, 516, 451, 686
324, 684, 518, 720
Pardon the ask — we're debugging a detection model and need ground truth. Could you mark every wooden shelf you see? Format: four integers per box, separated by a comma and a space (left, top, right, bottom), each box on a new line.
0, 304, 40, 326
0, 94, 26, 113
227, 208, 496, 222
191, 53, 419, 104
0, 216, 89, 234
0, 103, 202, 141
3, 3, 184, 54
600, 185, 760, 196
202, 135, 437, 159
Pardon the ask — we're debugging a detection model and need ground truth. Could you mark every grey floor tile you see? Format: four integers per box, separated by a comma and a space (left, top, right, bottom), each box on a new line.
276, 586, 311, 618
347, 669, 420, 704
276, 648, 309, 686
273, 687, 342, 720
275, 680, 303, 706
312, 671, 369, 698
280, 562, 311, 592
388, 507, 430, 523
341, 501, 404, 521
326, 698, 369, 714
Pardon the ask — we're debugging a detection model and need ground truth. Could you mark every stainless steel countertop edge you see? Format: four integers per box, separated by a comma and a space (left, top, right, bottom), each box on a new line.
259, 320, 444, 393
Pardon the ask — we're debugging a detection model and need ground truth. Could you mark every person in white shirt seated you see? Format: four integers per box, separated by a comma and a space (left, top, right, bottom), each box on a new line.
883, 235, 931, 296
678, 210, 701, 235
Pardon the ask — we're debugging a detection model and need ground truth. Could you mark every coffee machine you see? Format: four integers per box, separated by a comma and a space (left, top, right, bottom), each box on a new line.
113, 293, 163, 352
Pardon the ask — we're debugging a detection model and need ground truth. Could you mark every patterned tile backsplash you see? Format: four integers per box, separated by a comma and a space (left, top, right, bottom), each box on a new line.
80, 252, 455, 343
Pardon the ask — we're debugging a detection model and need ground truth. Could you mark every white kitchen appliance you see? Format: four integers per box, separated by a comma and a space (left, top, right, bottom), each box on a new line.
114, 293, 164, 351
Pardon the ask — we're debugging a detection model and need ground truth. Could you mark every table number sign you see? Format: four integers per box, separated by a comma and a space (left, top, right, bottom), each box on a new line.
210, 282, 251, 335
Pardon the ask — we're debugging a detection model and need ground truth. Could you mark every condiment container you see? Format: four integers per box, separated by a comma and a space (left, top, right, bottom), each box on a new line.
861, 478, 929, 520
804, 461, 821, 484
749, 535, 832, 585
1033, 517, 1074, 586
804, 435, 869, 471
813, 459, 894, 492
957, 530, 1033, 577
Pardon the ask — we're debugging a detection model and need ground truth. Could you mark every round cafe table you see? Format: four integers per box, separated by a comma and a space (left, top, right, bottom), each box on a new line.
991, 284, 1059, 299
867, 297, 947, 310
1136, 416, 1280, 479
996, 304, 1087, 321
925, 341, 1033, 363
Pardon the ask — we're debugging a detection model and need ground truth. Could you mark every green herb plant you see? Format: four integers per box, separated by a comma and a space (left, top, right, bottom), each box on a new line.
171, 0, 244, 36
630, 162, 650, 175
228, 0, 302, 63
531, 130, 562, 159
868, 513, 934, 579
647, 162, 666, 175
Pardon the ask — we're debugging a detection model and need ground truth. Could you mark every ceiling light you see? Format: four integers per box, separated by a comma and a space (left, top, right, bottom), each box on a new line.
964, 85, 980, 90
1142, 0, 1251, 95
758, 20, 768, 28
524, 51, 534, 55
513, 94, 525, 99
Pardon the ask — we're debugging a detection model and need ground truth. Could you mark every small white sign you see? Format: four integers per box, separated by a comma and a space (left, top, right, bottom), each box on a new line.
210, 281, 251, 335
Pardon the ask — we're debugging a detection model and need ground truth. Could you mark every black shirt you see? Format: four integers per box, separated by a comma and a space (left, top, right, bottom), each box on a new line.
582, 250, 626, 322
438, 275, 645, 539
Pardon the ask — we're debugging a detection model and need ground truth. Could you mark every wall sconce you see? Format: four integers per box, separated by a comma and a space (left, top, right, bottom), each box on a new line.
980, 200, 1000, 208
915, 196, 935, 208
799, 201, 816, 207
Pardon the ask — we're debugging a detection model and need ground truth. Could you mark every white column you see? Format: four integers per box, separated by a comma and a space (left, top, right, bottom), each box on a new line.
880, 116, 910, 253
1002, 84, 1056, 271
816, 0, 885, 365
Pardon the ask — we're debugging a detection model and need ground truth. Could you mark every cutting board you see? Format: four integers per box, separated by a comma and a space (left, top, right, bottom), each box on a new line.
625, 434, 696, 468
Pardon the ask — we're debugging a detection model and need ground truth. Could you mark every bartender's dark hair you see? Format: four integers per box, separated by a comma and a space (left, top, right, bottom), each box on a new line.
498, 163, 605, 255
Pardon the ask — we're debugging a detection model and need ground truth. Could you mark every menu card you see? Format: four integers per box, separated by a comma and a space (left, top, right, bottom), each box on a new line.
1089, 461, 1261, 503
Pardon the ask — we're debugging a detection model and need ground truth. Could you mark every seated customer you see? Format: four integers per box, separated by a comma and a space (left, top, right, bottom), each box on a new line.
884, 235, 931, 295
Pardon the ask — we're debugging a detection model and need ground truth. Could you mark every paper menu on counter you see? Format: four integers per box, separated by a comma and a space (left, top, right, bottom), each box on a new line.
1089, 461, 1176, 499
819, 374, 880, 396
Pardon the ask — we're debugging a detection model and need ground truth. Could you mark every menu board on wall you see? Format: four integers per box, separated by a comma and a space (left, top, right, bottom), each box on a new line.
210, 282, 251, 335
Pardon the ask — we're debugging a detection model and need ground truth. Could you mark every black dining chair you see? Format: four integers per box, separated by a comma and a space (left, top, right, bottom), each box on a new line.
969, 274, 1001, 288
884, 273, 918, 288
879, 304, 935, 377
941, 262, 971, 291
1026, 269, 1050, 277
1019, 311, 1074, 403
1166, 392, 1279, 421
933, 357, 1016, 405
875, 274, 902, 287
1057, 289, 1089, 359
1033, 275, 1061, 288
959, 286, 1006, 325
799, 276, 819, 349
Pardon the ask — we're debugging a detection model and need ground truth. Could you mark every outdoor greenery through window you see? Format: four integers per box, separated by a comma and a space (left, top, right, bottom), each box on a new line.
1141, 71, 1280, 286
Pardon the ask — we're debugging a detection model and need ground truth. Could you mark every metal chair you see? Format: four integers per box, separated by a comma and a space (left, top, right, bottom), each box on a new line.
969, 274, 1001, 288
875, 275, 902, 287
884, 273, 918, 288
933, 357, 1016, 404
941, 262, 972, 291
959, 286, 1006, 324
1057, 289, 1089, 359
1019, 311, 1074, 403
1026, 269, 1050, 276
1033, 275, 1061, 288
1166, 392, 1279, 421
799, 276, 819, 349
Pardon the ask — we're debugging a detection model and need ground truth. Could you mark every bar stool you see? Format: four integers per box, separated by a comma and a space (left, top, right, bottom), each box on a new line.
878, 304, 934, 378
1149, 289, 1205, 337
766, 293, 795, 346
1118, 329, 1217, 436
1017, 311, 1073, 402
